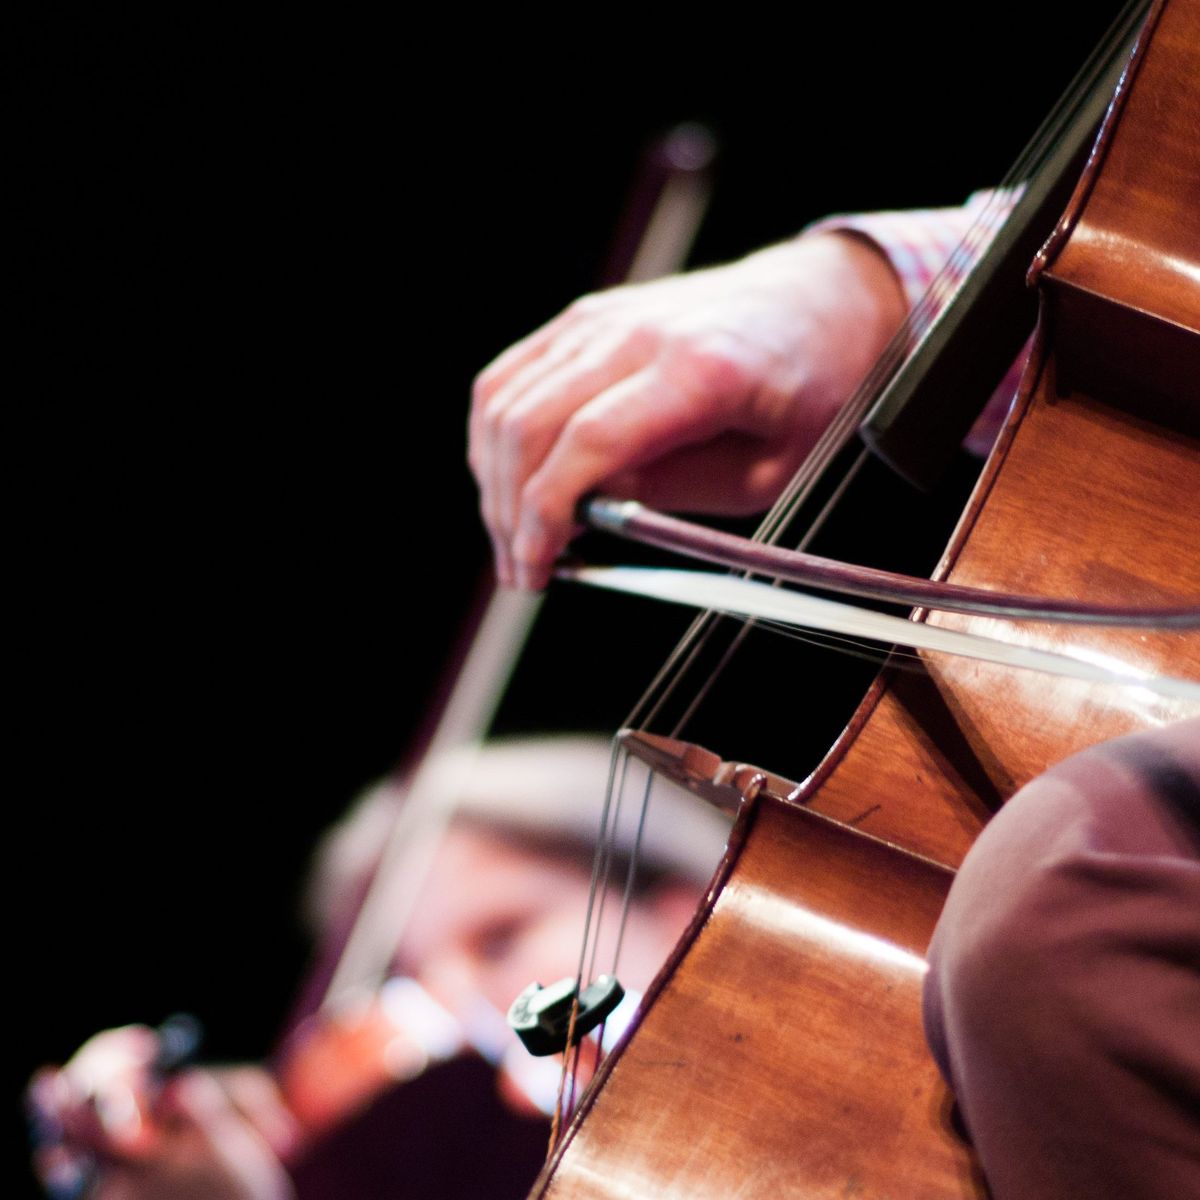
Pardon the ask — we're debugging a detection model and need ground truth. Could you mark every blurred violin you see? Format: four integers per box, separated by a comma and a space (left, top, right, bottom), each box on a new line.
248, 124, 722, 1143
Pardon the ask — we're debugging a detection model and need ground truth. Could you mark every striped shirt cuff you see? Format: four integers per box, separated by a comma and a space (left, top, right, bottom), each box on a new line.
805, 205, 980, 312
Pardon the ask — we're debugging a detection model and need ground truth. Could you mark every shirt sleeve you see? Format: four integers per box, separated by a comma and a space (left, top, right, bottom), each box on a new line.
805, 204, 983, 311
806, 192, 1029, 455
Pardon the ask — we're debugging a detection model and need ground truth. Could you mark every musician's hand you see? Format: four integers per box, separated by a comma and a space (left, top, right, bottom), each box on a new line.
27, 1026, 298, 1200
470, 232, 906, 589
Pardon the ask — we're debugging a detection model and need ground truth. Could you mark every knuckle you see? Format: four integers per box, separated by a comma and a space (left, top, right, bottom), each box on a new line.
520, 479, 560, 531
674, 340, 745, 398
563, 408, 612, 453
497, 406, 533, 450
482, 398, 508, 441
471, 367, 497, 407
480, 504, 506, 539
614, 320, 660, 359
746, 472, 784, 510
566, 291, 605, 320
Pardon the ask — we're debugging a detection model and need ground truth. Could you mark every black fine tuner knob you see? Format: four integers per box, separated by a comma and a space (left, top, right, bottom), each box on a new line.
507, 975, 625, 1057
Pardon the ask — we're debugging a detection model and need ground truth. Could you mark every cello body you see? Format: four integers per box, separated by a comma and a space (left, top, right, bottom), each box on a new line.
530, 1, 1200, 1194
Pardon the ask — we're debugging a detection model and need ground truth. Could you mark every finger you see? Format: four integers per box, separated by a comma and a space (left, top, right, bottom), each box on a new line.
487, 530, 515, 590
474, 328, 596, 578
55, 1026, 161, 1156
511, 367, 731, 588
469, 306, 591, 476
27, 1067, 71, 1134
472, 304, 579, 403
69, 1026, 160, 1092
490, 332, 653, 544
473, 329, 596, 585
470, 320, 589, 470
477, 331, 649, 585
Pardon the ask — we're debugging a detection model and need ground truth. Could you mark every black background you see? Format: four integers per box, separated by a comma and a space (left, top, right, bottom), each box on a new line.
15, 7, 1126, 1192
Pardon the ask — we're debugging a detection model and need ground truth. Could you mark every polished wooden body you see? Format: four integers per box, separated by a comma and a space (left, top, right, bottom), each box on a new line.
1038, 0, 1200, 417
809, 0, 1200, 871
542, 797, 981, 1198
532, 2, 1199, 1194
809, 341, 1200, 872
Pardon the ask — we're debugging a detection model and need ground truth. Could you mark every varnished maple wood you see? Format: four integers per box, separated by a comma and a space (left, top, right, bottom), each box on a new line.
1038, 0, 1200, 418
807, 346, 1200, 869
800, 0, 1200, 870
534, 2, 1199, 1194
535, 796, 983, 1199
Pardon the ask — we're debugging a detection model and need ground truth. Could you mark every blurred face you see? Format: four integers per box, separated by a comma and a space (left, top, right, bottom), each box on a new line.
398, 824, 598, 1021
393, 822, 702, 1112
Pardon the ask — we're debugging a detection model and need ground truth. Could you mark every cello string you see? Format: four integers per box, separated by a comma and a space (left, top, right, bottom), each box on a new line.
661, 450, 870, 739
753, 6, 1142, 545
759, 0, 1151, 542
554, 742, 624, 1135
554, 742, 633, 1131
579, 195, 1001, 1080
626, 206, 994, 737
619, 177, 997, 732
585, 766, 659, 1117
583, 748, 632, 996
569, 741, 627, 1024
577, 169, 1029, 1094
580, 746, 632, 993
562, 1, 1154, 1105
626, 169, 1023, 740
611, 769, 657, 976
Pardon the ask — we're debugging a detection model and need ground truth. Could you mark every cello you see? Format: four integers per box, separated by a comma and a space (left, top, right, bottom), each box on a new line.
502, 0, 1200, 1194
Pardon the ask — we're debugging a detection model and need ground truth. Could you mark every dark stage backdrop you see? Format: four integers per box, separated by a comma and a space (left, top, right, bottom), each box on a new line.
15, 7, 1127, 1193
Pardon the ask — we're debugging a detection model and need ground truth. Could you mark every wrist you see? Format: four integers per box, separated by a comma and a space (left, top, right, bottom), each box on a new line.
822, 230, 908, 338
734, 232, 906, 342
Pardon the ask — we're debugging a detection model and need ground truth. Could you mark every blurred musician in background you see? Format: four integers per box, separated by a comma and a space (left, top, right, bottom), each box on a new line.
28, 737, 731, 1200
